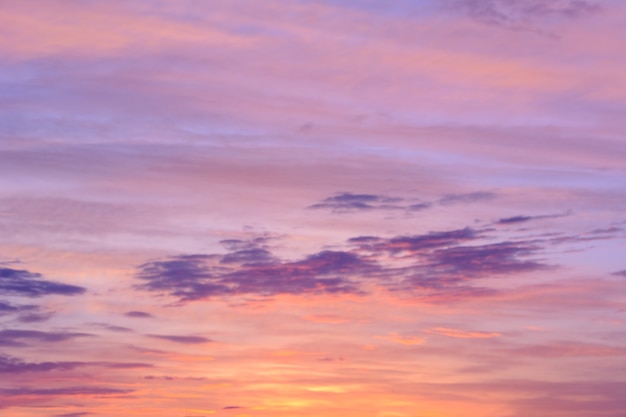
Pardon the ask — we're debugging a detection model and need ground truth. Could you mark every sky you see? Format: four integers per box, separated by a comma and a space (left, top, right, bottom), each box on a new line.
0, 0, 625, 416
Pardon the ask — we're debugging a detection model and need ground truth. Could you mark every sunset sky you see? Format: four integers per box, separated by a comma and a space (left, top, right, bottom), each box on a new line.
1, 1, 625, 416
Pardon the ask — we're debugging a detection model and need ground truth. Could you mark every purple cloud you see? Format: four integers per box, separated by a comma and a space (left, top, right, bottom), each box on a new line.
448, 0, 602, 28
0, 329, 94, 347
0, 354, 152, 374
147, 334, 212, 344
0, 386, 133, 396
426, 241, 548, 276
496, 215, 535, 224
308, 192, 404, 212
17, 312, 54, 323
0, 354, 81, 373
124, 310, 153, 318
136, 245, 371, 301
350, 228, 478, 253
0, 267, 85, 297
309, 191, 496, 214
136, 225, 554, 302
0, 301, 36, 314
438, 191, 496, 205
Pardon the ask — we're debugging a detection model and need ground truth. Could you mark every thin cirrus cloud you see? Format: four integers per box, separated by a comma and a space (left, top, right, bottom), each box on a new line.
146, 334, 213, 344
447, 0, 603, 28
124, 311, 153, 318
0, 329, 94, 347
308, 191, 495, 213
0, 386, 133, 397
0, 353, 152, 374
54, 413, 93, 417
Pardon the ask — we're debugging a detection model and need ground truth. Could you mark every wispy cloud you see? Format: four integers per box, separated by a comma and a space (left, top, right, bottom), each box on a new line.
0, 267, 85, 297
147, 334, 212, 344
0, 329, 94, 347
309, 191, 496, 214
0, 354, 151, 374
124, 310, 154, 318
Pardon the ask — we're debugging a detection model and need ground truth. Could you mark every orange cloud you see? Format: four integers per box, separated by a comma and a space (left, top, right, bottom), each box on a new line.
424, 327, 501, 339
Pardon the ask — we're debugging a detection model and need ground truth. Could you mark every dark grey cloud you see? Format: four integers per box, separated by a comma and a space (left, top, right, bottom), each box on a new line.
147, 334, 212, 344
0, 329, 93, 347
224, 406, 244, 410
0, 267, 85, 297
612, 270, 626, 277
124, 310, 153, 318
54, 413, 93, 417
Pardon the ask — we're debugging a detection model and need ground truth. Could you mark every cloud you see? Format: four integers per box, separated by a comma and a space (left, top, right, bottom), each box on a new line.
496, 215, 535, 224
0, 300, 53, 323
447, 0, 602, 28
382, 332, 426, 346
424, 241, 549, 277
16, 312, 54, 323
124, 310, 153, 318
147, 334, 212, 344
220, 248, 277, 266
308, 192, 405, 212
496, 211, 571, 225
509, 341, 626, 357
136, 243, 372, 301
54, 413, 93, 417
0, 354, 81, 373
437, 191, 496, 206
0, 300, 37, 315
349, 227, 478, 253
0, 329, 94, 347
90, 323, 134, 333
0, 267, 85, 297
612, 270, 626, 277
424, 327, 501, 339
0, 354, 152, 374
309, 191, 494, 214
0, 386, 133, 396
136, 226, 552, 303
349, 229, 550, 299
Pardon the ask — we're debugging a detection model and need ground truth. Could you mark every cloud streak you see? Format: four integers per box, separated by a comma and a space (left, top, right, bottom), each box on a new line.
0, 267, 85, 298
